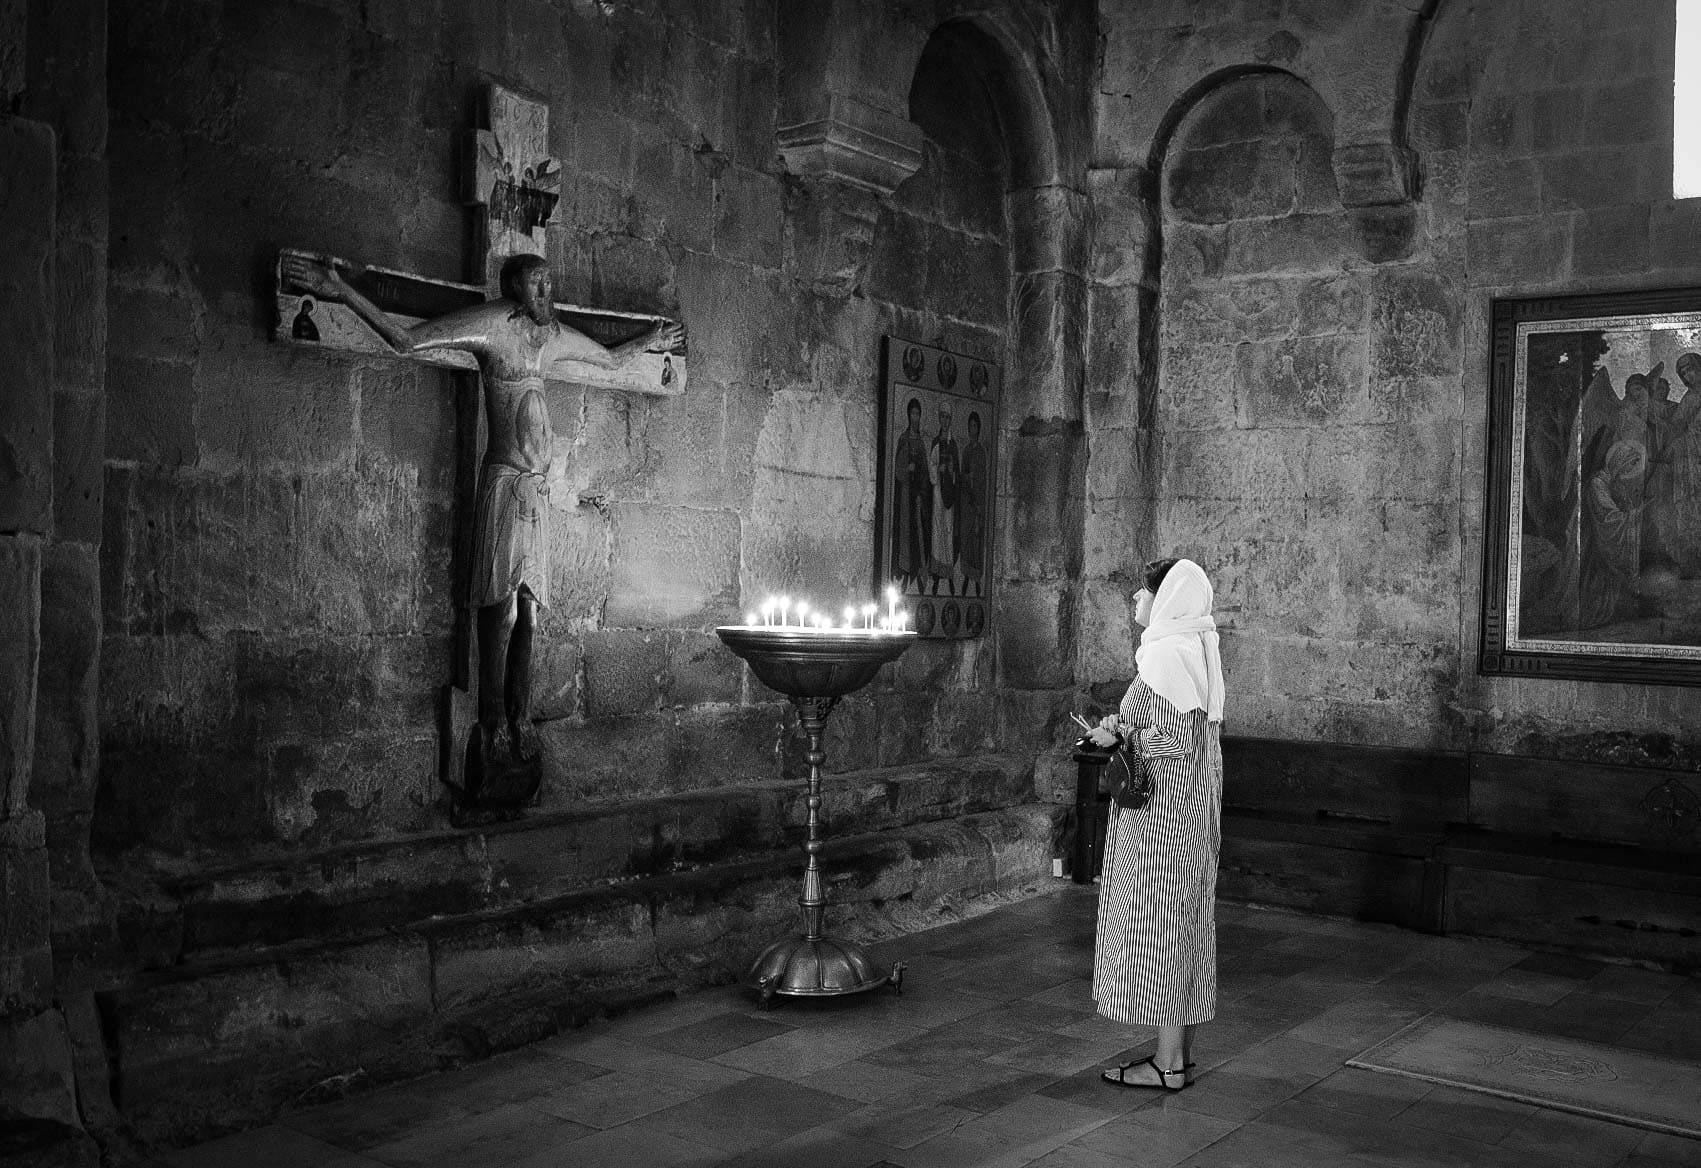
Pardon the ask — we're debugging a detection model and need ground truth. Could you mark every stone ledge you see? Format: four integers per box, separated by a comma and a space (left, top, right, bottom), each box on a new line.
101, 805, 1060, 1148
111, 756, 1035, 966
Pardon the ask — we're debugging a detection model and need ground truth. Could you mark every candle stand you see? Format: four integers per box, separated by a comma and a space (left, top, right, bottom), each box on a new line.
715, 625, 916, 1009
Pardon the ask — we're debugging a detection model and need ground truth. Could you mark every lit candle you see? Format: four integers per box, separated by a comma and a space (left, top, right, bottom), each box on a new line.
862, 603, 876, 630
746, 611, 757, 626
886, 584, 898, 628
779, 595, 790, 627
843, 606, 855, 629
796, 601, 810, 628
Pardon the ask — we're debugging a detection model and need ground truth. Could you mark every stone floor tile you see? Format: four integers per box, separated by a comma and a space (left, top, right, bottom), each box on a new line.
1618, 1006, 1701, 1060
508, 1122, 720, 1168
1470, 967, 1580, 1005
1631, 1130, 1701, 1166
1293, 1067, 1433, 1120
934, 1068, 1057, 1114
1165, 1059, 1323, 1124
603, 987, 754, 1036
1586, 965, 1688, 1006
1498, 1105, 1652, 1166
538, 1034, 751, 1089
1071, 1095, 1240, 1165
1034, 1063, 1174, 1116
1282, 995, 1427, 1051
1537, 991, 1655, 1044
858, 1024, 1030, 1079
642, 1009, 797, 1058
826, 1097, 979, 1148
1024, 1144, 1139, 1168
633, 1073, 864, 1154
1235, 1034, 1351, 1079
988, 1031, 1133, 1079
279, 1082, 481, 1152
712, 1018, 927, 1079
527, 1068, 717, 1129
1389, 1081, 1535, 1144
1022, 976, 1099, 1013
793, 1058, 937, 1104
1516, 952, 1609, 981
359, 1102, 589, 1168
164, 1125, 383, 1168
714, 1126, 907, 1168
962, 1092, 1114, 1147
886, 1125, 1040, 1168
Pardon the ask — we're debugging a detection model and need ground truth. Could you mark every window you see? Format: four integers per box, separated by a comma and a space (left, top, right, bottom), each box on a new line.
1677, 0, 1701, 196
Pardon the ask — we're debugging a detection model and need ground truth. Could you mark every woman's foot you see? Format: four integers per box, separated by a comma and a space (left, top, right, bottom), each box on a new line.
1101, 1056, 1187, 1091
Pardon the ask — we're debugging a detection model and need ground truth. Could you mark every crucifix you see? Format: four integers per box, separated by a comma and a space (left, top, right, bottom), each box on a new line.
273, 85, 688, 820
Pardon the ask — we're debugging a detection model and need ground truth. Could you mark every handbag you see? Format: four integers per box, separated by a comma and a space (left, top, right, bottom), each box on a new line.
1105, 735, 1151, 811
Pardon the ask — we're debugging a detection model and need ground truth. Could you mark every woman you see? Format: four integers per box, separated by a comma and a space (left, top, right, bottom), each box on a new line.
1089, 557, 1225, 1091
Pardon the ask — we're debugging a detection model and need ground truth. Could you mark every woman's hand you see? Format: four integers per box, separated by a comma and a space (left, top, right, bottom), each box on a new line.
1087, 715, 1121, 748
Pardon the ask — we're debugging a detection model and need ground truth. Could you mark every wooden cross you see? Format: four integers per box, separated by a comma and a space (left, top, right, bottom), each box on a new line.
269, 85, 689, 817
272, 84, 686, 397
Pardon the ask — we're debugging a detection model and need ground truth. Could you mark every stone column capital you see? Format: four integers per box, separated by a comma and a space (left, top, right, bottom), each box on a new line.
776, 94, 924, 198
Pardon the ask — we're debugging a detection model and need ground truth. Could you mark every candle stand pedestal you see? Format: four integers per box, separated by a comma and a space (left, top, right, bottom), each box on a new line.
715, 626, 916, 1009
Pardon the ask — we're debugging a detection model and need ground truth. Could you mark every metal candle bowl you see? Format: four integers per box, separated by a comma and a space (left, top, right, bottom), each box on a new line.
713, 623, 918, 1008
714, 626, 917, 697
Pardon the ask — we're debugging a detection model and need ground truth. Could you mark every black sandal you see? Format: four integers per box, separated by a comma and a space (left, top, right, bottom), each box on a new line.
1101, 1056, 1188, 1091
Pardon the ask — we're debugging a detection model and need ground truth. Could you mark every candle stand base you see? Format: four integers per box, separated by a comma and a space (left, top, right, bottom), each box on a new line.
744, 935, 904, 1010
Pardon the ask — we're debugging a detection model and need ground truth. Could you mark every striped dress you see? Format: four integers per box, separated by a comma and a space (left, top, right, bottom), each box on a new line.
1092, 677, 1223, 1027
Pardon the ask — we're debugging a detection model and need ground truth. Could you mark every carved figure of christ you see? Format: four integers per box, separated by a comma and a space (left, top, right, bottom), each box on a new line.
281, 250, 685, 771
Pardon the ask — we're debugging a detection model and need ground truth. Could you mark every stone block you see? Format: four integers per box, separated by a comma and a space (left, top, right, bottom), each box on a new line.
1010, 185, 1089, 278
0, 1004, 80, 1130
104, 355, 198, 467
1540, 147, 1657, 212
1087, 284, 1143, 409
997, 581, 1075, 690
31, 544, 100, 828
357, 364, 454, 484
1221, 212, 1355, 277
1571, 204, 1652, 281
931, 226, 1008, 327
1585, 78, 1668, 146
875, 690, 932, 768
1, 813, 52, 1011
1008, 272, 1088, 420
1464, 157, 1541, 222
430, 890, 655, 1017
1, 537, 42, 821
537, 705, 779, 805
531, 637, 582, 722
664, 630, 742, 707
605, 503, 740, 628
53, 229, 107, 395
0, 118, 56, 536
1331, 142, 1415, 208
581, 629, 668, 718
866, 202, 932, 311
1077, 579, 1136, 685
1234, 333, 1370, 428
786, 181, 882, 294
50, 391, 104, 545
714, 165, 783, 269
1168, 139, 1301, 224
1370, 267, 1462, 383
1464, 216, 1570, 287
1350, 205, 1420, 265
631, 133, 714, 252
927, 691, 998, 758
1088, 167, 1149, 286
1007, 426, 1084, 582
109, 934, 435, 1143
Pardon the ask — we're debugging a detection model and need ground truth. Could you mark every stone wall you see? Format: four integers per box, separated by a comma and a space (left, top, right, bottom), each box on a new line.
94, 1, 1088, 864
1088, 0, 1701, 775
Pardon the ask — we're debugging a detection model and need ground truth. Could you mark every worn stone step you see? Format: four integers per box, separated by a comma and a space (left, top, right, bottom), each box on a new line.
112, 756, 1035, 967
101, 804, 1060, 1148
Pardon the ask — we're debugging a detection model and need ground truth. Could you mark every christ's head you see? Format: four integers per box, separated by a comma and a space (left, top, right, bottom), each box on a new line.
500, 254, 554, 326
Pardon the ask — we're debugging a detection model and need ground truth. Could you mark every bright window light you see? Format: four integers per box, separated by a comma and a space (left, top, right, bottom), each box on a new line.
1678, 0, 1701, 196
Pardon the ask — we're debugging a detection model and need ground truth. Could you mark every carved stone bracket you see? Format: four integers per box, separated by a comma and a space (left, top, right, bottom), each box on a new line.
1332, 140, 1416, 208
777, 94, 924, 197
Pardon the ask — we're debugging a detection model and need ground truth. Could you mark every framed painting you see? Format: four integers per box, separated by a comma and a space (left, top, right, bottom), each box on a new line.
1482, 288, 1701, 685
875, 337, 1000, 640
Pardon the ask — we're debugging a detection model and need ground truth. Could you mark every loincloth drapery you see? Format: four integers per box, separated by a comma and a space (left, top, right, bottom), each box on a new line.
469, 462, 550, 609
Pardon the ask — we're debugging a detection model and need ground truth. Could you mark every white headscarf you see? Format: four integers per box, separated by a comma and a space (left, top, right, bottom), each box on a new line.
1136, 558, 1225, 723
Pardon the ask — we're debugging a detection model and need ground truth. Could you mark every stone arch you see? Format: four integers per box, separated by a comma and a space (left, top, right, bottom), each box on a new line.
1134, 64, 1324, 423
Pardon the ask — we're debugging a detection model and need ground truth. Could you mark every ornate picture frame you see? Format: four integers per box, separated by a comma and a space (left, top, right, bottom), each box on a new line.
875, 337, 1000, 640
1482, 288, 1701, 686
